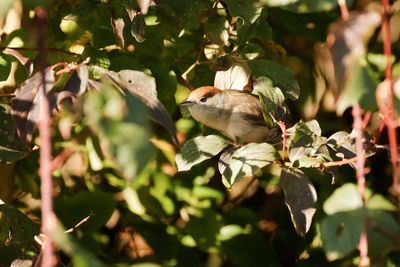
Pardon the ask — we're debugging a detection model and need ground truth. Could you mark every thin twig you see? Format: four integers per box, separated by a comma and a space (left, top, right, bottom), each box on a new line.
338, 0, 349, 20
0, 46, 80, 57
317, 154, 363, 168
0, 93, 15, 97
64, 213, 93, 234
180, 41, 207, 90
338, 1, 369, 265
36, 7, 57, 267
270, 113, 287, 160
381, 0, 400, 202
353, 103, 369, 267
51, 148, 73, 172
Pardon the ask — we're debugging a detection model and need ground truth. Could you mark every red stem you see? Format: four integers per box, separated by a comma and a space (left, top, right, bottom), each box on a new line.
381, 0, 400, 201
338, 1, 369, 265
36, 7, 57, 267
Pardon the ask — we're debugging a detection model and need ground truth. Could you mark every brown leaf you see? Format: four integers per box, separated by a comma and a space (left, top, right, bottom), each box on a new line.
3, 48, 33, 76
136, 0, 152, 15
319, 10, 381, 97
11, 68, 56, 142
131, 12, 146, 43
111, 15, 125, 48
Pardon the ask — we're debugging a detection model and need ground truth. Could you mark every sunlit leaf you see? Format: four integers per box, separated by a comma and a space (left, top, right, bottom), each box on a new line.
106, 69, 179, 146
249, 59, 300, 100
111, 15, 125, 48
320, 209, 364, 261
0, 55, 11, 81
252, 77, 287, 128
0, 0, 14, 19
280, 167, 317, 236
224, 0, 262, 25
214, 60, 251, 91
286, 120, 328, 164
136, 0, 152, 14
185, 209, 223, 251
336, 59, 379, 115
323, 183, 363, 215
83, 83, 154, 180
131, 12, 146, 43
222, 143, 277, 188
205, 15, 229, 46
176, 135, 228, 172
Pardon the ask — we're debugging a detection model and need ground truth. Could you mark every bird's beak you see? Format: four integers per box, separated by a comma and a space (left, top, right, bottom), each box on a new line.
181, 100, 196, 106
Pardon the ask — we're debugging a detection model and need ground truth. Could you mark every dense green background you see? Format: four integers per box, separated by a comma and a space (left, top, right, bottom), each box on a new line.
0, 0, 399, 266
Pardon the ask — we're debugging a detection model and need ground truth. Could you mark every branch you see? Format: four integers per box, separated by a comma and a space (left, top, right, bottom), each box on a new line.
270, 113, 287, 160
36, 7, 57, 267
0, 46, 80, 57
381, 0, 400, 202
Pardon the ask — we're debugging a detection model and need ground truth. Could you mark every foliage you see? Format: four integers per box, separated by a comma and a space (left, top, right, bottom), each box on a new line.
0, 0, 400, 266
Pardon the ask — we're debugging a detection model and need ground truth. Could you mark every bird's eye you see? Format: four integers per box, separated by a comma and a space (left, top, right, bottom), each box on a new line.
200, 97, 207, 103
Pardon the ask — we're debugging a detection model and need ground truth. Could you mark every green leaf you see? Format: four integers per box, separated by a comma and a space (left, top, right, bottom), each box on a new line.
249, 59, 300, 100
320, 209, 364, 261
323, 183, 363, 215
221, 143, 277, 188
185, 209, 223, 252
219, 226, 272, 267
106, 69, 179, 146
54, 190, 116, 231
367, 194, 397, 211
236, 9, 269, 45
279, 167, 317, 236
336, 59, 379, 115
51, 220, 108, 267
0, 105, 30, 163
83, 83, 154, 180
205, 15, 229, 46
286, 120, 328, 164
176, 135, 229, 172
0, 203, 40, 244
367, 210, 400, 257
327, 131, 357, 159
253, 77, 287, 127
224, 0, 262, 25
0, 55, 11, 81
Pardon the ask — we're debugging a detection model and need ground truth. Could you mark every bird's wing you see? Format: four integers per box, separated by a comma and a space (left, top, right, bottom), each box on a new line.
225, 90, 266, 127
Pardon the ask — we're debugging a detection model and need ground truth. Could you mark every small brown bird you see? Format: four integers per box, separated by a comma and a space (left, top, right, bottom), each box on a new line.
181, 86, 276, 144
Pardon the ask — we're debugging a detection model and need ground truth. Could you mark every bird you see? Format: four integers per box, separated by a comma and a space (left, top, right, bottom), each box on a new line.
181, 86, 278, 144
